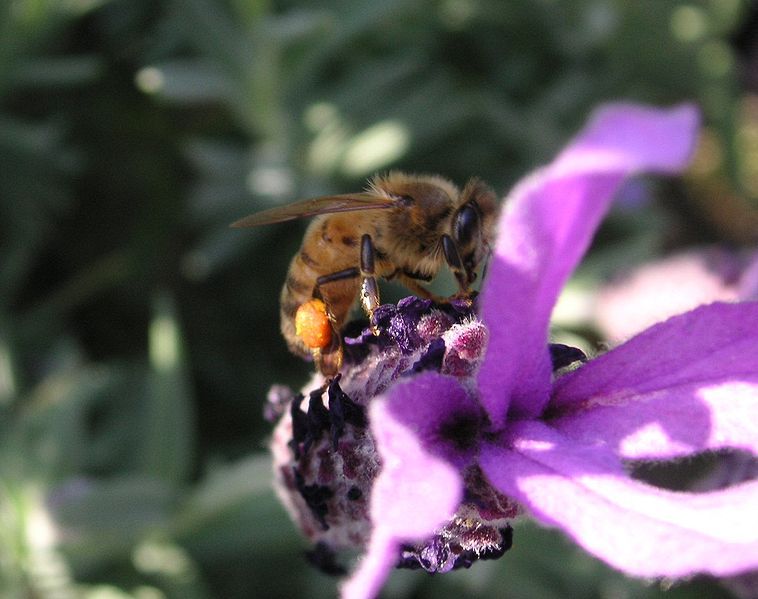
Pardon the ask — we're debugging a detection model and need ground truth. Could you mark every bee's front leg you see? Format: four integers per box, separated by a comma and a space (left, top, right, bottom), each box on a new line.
394, 274, 448, 304
441, 234, 473, 301
359, 234, 381, 335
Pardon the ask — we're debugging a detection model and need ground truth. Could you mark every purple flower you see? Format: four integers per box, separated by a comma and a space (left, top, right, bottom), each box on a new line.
594, 245, 758, 344
335, 104, 758, 598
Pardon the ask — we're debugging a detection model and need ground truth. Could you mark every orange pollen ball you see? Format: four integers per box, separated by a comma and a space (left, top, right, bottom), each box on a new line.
295, 299, 333, 349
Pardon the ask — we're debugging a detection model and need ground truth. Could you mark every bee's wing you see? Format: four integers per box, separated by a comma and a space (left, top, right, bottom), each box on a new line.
230, 193, 396, 227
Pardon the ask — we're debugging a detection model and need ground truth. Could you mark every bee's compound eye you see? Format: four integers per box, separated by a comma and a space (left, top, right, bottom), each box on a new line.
453, 204, 479, 247
295, 300, 333, 349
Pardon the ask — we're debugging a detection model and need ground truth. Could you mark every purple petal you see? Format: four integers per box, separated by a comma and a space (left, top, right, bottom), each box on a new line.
478, 103, 699, 426
341, 382, 463, 599
549, 302, 758, 459
739, 252, 758, 299
594, 246, 747, 344
550, 102, 701, 176
382, 371, 483, 468
480, 420, 758, 578
340, 528, 397, 599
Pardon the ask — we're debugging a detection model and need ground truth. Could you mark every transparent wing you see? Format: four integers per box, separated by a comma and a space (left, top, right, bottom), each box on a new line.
230, 193, 396, 227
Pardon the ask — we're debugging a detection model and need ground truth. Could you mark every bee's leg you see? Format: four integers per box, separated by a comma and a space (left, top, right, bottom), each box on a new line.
311, 344, 342, 377
394, 274, 448, 304
311, 267, 360, 376
360, 234, 381, 335
441, 234, 473, 299
314, 268, 360, 293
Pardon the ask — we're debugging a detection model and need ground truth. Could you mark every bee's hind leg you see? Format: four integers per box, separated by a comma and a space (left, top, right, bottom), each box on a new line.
311, 267, 360, 376
311, 343, 342, 378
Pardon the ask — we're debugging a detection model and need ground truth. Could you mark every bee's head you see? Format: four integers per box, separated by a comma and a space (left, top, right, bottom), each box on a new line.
451, 179, 498, 286
369, 172, 497, 286
371, 171, 460, 240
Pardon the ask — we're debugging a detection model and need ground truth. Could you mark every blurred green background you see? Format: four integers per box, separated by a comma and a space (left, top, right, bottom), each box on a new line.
1, 0, 756, 597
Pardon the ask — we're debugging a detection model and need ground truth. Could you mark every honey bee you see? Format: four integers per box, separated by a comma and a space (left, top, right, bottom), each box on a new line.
231, 172, 497, 376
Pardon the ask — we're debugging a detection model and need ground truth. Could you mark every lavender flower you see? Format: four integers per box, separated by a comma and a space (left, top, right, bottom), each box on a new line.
594, 245, 758, 343
269, 103, 758, 599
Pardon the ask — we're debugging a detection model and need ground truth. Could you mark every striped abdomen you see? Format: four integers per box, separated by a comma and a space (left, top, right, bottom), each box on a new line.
279, 215, 364, 358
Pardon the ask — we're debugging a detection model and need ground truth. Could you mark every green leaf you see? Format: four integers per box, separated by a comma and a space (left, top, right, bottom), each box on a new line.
50, 475, 177, 572
141, 293, 195, 486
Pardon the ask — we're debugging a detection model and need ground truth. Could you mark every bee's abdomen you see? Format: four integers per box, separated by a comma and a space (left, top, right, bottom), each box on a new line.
280, 251, 320, 358
279, 229, 361, 358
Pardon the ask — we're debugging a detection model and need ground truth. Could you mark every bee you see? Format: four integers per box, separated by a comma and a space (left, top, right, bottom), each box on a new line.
231, 172, 497, 376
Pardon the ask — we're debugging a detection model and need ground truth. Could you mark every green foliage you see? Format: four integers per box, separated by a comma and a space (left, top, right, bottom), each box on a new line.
1, 0, 753, 596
